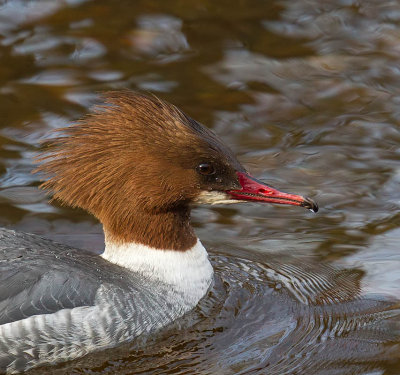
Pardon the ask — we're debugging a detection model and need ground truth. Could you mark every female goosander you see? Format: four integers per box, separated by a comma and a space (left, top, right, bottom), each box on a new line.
0, 91, 317, 374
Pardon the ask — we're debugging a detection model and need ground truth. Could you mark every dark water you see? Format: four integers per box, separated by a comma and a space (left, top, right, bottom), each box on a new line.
1, 0, 400, 374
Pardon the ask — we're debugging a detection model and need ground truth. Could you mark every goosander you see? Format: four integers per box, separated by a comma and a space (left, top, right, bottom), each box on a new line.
0, 91, 317, 374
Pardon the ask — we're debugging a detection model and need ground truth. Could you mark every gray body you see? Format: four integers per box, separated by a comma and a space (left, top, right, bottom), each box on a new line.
0, 228, 188, 374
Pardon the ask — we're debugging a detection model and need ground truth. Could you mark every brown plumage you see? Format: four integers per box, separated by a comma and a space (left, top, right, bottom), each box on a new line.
35, 91, 244, 250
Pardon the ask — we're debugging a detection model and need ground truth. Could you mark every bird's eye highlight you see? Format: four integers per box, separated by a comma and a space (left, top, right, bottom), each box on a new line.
197, 163, 216, 176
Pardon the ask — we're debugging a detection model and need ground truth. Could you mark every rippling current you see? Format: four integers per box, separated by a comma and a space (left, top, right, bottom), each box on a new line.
1, 0, 400, 374
27, 252, 400, 375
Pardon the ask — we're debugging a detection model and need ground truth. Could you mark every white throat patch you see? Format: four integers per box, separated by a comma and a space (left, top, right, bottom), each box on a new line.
101, 238, 214, 306
193, 191, 245, 205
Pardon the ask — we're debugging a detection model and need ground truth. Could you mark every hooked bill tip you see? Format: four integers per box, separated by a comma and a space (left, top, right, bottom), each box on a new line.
301, 197, 319, 213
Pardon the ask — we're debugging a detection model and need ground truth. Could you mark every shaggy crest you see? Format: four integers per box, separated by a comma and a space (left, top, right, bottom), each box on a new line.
35, 91, 243, 250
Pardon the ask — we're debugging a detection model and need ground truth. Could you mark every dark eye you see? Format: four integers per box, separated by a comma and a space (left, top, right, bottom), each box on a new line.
197, 163, 216, 176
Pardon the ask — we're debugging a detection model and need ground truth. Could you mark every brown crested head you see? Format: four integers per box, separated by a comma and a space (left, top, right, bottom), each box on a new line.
35, 91, 245, 250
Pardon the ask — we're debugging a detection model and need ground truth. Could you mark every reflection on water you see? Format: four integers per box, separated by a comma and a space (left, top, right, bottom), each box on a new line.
1, 0, 400, 373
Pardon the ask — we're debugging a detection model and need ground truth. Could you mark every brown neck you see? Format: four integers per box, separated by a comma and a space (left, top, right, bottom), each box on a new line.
101, 205, 197, 251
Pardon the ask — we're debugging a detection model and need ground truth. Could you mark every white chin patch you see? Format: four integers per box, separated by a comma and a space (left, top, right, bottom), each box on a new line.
193, 191, 245, 205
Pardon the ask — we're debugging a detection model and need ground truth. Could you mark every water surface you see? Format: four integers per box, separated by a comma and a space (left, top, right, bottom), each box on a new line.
1, 0, 400, 374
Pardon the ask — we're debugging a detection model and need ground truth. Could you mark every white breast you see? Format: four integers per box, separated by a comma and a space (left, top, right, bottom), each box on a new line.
101, 238, 214, 307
